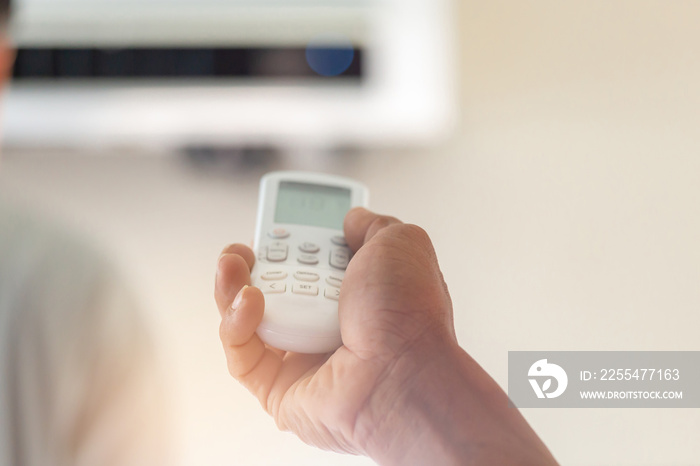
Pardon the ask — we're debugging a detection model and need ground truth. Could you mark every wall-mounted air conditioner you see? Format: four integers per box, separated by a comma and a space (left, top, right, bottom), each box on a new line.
3, 0, 456, 150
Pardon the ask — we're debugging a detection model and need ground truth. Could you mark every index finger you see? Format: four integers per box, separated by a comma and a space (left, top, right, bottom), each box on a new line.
219, 243, 256, 270
215, 243, 256, 316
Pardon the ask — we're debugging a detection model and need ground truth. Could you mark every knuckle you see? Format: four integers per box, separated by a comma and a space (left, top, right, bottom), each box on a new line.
225, 346, 250, 379
401, 224, 432, 245
365, 215, 402, 241
219, 319, 232, 345
220, 243, 243, 256
219, 316, 246, 348
226, 354, 246, 379
370, 215, 397, 230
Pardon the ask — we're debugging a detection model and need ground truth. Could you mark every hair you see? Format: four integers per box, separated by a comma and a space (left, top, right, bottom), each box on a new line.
0, 0, 10, 23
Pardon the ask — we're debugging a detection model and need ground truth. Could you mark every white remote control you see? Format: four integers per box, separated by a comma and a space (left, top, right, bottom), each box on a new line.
251, 171, 369, 353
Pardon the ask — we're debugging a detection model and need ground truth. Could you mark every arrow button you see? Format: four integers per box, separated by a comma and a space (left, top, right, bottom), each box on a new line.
261, 282, 286, 294
324, 286, 341, 301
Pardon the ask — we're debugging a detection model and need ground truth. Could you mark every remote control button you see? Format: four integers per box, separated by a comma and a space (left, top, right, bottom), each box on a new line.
293, 283, 318, 296
294, 271, 320, 282
324, 286, 341, 301
261, 271, 287, 281
266, 242, 289, 262
326, 275, 343, 288
267, 250, 287, 262
261, 282, 286, 294
298, 254, 320, 265
331, 236, 348, 247
299, 242, 320, 254
268, 228, 290, 239
329, 248, 350, 270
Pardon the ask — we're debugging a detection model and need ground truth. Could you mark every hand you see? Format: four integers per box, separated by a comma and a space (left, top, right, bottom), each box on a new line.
215, 208, 557, 465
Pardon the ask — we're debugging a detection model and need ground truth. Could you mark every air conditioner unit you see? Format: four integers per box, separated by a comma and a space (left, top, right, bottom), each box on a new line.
3, 0, 456, 150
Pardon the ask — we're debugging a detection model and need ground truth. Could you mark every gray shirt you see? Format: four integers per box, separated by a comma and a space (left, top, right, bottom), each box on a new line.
0, 202, 169, 466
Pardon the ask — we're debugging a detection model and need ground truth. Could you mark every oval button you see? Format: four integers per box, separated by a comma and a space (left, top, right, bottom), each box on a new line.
262, 271, 287, 281
268, 228, 290, 239
298, 254, 320, 265
324, 286, 341, 301
267, 252, 287, 262
292, 283, 319, 296
329, 248, 350, 269
261, 282, 286, 294
299, 242, 320, 254
326, 275, 343, 288
331, 235, 348, 247
266, 242, 289, 262
294, 271, 320, 282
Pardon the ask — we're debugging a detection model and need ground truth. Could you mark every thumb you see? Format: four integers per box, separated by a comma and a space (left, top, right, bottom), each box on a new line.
343, 208, 403, 252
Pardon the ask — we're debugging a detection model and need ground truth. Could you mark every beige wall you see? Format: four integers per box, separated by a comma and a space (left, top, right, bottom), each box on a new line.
448, 2, 700, 464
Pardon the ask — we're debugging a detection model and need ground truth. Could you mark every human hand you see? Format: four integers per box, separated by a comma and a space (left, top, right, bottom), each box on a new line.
215, 208, 557, 465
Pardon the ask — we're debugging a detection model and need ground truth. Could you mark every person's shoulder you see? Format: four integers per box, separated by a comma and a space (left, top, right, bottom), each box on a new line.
0, 199, 117, 318
0, 199, 108, 271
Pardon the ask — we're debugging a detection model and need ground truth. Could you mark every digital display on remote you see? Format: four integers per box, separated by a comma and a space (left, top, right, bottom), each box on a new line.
275, 181, 351, 230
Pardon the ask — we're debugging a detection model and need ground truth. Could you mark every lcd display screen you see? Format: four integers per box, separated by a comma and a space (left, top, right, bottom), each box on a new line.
274, 181, 351, 230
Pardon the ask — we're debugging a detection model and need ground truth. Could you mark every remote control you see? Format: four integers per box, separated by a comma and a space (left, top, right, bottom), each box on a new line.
251, 171, 369, 353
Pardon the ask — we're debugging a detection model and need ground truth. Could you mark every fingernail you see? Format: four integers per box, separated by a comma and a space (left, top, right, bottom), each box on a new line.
230, 285, 249, 313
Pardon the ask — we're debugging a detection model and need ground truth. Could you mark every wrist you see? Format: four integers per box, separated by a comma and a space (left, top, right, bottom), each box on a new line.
354, 338, 557, 465
354, 338, 465, 465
